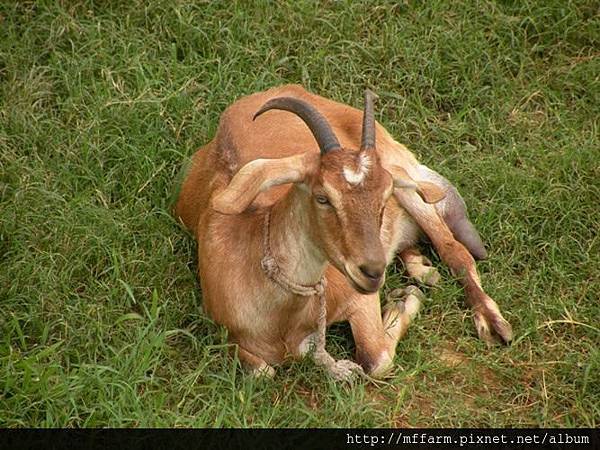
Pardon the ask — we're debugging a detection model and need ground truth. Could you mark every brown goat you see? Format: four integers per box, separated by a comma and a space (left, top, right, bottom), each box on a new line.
175, 85, 512, 378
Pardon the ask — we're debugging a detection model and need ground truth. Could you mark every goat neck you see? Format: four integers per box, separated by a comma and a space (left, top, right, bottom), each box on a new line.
266, 185, 327, 287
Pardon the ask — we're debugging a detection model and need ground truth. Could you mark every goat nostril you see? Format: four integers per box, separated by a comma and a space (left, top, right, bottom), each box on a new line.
359, 264, 383, 280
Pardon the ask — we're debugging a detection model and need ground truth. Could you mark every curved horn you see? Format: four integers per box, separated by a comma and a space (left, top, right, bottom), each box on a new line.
360, 89, 378, 151
253, 97, 341, 154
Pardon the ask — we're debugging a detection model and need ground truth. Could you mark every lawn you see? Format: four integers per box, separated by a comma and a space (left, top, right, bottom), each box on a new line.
0, 0, 598, 427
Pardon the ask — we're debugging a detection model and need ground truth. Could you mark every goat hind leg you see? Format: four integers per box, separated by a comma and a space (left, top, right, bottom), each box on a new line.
394, 190, 512, 345
399, 246, 441, 286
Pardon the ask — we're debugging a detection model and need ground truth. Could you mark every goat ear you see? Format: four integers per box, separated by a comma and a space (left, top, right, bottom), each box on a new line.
212, 152, 319, 215
391, 165, 447, 204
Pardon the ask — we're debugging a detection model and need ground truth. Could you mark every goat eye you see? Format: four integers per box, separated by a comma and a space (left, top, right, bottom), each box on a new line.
315, 195, 330, 205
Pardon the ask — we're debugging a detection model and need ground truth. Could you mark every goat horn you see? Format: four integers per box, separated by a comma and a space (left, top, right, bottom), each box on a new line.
253, 97, 341, 154
360, 89, 378, 151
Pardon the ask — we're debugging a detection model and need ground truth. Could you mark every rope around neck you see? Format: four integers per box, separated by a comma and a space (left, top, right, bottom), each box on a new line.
260, 208, 326, 298
260, 208, 364, 381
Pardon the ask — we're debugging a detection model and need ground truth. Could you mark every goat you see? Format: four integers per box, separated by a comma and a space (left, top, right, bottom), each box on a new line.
175, 85, 512, 378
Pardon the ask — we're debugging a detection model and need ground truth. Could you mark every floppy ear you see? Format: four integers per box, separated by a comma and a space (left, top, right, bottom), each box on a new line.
212, 152, 319, 215
391, 166, 447, 204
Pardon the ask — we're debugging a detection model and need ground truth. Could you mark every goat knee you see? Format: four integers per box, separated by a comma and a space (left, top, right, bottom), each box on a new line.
237, 346, 276, 378
359, 350, 393, 378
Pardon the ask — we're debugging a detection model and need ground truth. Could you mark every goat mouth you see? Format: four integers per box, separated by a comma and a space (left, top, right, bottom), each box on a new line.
343, 264, 380, 295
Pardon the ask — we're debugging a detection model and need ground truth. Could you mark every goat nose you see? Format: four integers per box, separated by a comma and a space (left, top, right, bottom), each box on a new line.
359, 262, 385, 280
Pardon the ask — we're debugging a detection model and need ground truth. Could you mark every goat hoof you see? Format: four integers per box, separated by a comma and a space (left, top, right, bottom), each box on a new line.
385, 285, 424, 318
473, 311, 513, 346
421, 267, 441, 286
329, 359, 364, 381
405, 256, 441, 286
382, 286, 422, 347
251, 363, 276, 378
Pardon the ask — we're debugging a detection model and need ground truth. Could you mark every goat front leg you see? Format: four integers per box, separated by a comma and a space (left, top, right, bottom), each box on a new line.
236, 345, 276, 378
394, 190, 512, 345
399, 246, 441, 286
346, 288, 422, 378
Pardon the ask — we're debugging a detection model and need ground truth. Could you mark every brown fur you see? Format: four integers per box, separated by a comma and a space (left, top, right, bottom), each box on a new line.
175, 85, 512, 377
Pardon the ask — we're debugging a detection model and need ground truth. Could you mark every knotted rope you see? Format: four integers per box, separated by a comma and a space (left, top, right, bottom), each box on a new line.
260, 209, 364, 381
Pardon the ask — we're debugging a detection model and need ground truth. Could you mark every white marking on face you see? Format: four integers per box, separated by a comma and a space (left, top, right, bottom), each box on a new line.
343, 153, 371, 185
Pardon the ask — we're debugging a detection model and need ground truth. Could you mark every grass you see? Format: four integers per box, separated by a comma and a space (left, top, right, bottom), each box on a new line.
0, 0, 598, 427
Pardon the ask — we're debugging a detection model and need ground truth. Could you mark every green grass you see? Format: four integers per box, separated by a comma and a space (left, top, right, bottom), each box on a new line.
1, 0, 598, 427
